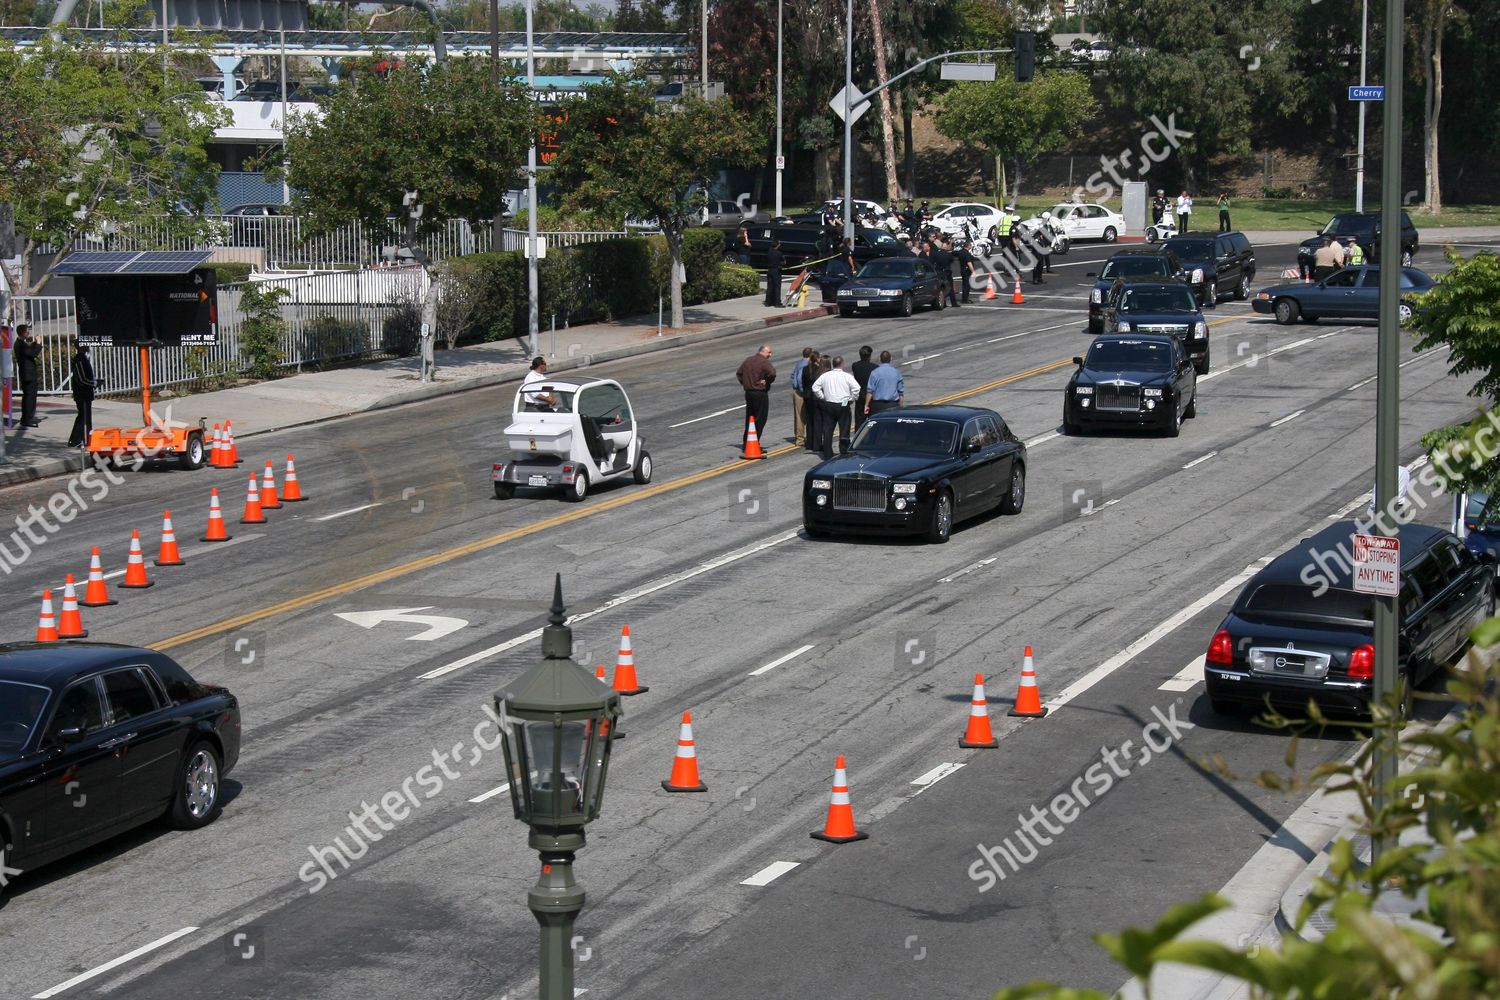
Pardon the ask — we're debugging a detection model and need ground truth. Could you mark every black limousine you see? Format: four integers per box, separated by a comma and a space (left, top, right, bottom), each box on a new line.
0, 643, 241, 893
803, 405, 1026, 543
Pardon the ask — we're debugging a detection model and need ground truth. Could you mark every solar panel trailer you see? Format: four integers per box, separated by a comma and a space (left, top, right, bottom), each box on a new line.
53, 251, 220, 470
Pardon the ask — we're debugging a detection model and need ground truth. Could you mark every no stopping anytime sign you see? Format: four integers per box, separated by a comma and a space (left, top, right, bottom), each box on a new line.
1353, 534, 1401, 597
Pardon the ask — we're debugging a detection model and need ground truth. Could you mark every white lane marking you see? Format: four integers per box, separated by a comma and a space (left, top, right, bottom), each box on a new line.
939, 557, 997, 584
32, 926, 199, 999
740, 861, 800, 887
749, 643, 816, 677
1079, 497, 1122, 517
986, 320, 1079, 342
316, 502, 382, 522
1043, 557, 1270, 713
468, 783, 510, 804
1183, 451, 1218, 469
1346, 349, 1444, 390
1270, 409, 1305, 427
903, 351, 945, 366
669, 405, 742, 429
1316, 330, 1343, 339
419, 530, 801, 680
1331, 493, 1374, 519
1159, 655, 1207, 692
1025, 430, 1061, 448
961, 305, 1079, 314
1199, 335, 1319, 383
911, 762, 964, 788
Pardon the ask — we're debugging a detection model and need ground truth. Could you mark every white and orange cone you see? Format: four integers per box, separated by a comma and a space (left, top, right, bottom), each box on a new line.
154, 510, 185, 566
208, 423, 226, 467
1011, 274, 1025, 304
260, 459, 282, 509
959, 672, 999, 748
120, 529, 153, 589
224, 420, 242, 465
811, 755, 868, 844
35, 589, 59, 642
612, 625, 648, 696
281, 454, 306, 501
1007, 645, 1048, 718
661, 712, 707, 792
740, 416, 765, 460
57, 575, 88, 639
79, 546, 117, 607
202, 488, 233, 542
240, 473, 266, 524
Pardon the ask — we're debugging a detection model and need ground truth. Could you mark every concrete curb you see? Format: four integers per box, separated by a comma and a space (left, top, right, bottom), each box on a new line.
0, 304, 837, 486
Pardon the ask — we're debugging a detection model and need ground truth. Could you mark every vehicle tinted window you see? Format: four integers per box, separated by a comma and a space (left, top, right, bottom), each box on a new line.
1100, 257, 1167, 279
859, 259, 916, 278
851, 418, 959, 455
104, 668, 159, 724
1231, 234, 1251, 253
1163, 239, 1214, 260
1119, 286, 1197, 312
578, 384, 629, 422
1325, 271, 1359, 288
983, 415, 1007, 443
49, 680, 105, 737
963, 418, 985, 451
1086, 340, 1172, 371
0, 681, 51, 749
1241, 583, 1372, 622
1406, 557, 1448, 604
152, 658, 202, 704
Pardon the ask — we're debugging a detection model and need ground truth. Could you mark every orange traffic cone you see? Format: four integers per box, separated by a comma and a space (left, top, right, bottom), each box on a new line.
154, 510, 185, 566
35, 589, 59, 642
240, 473, 266, 524
260, 460, 282, 509
661, 712, 707, 792
1007, 645, 1049, 718
959, 672, 999, 748
612, 625, 649, 695
57, 575, 88, 639
281, 454, 306, 501
1011, 275, 1025, 304
80, 546, 117, 607
202, 488, 234, 542
595, 666, 626, 739
984, 274, 998, 300
208, 423, 225, 467
740, 416, 765, 460
811, 755, 868, 844
224, 420, 242, 465
120, 529, 153, 589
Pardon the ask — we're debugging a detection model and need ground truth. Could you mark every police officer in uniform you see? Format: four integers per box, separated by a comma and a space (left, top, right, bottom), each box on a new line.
1345, 237, 1366, 267
933, 238, 957, 307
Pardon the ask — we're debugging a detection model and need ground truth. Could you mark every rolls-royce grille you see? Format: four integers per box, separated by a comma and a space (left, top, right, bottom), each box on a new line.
834, 474, 888, 511
1095, 385, 1141, 412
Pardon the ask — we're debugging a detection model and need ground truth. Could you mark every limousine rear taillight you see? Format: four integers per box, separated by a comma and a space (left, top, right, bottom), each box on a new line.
1347, 644, 1375, 679
1206, 629, 1234, 665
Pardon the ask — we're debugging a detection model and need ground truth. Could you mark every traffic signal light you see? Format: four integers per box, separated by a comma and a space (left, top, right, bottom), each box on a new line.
1015, 32, 1035, 83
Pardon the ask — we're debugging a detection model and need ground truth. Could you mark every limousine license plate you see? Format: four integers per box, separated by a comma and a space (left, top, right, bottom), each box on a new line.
528, 475, 549, 487
857, 300, 870, 308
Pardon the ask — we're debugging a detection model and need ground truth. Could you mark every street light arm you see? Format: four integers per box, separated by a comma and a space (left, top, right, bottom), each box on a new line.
867, 48, 1008, 101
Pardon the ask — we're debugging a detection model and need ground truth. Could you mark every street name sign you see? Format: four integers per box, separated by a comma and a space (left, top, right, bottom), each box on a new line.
1349, 85, 1385, 101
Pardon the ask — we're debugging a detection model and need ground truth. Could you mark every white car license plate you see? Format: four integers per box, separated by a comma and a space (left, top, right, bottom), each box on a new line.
528, 475, 548, 487
857, 300, 870, 308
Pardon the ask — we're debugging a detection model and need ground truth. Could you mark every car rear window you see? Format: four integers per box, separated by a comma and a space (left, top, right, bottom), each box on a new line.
1163, 239, 1214, 260
859, 259, 916, 278
1118, 286, 1197, 312
1240, 583, 1372, 623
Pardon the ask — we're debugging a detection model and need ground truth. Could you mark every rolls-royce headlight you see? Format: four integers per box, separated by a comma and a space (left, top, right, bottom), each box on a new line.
815, 494, 828, 506
811, 478, 833, 490
892, 483, 917, 494
894, 498, 908, 511
1142, 387, 1164, 397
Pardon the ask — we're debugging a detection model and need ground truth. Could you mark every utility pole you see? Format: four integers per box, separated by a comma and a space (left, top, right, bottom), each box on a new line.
775, 0, 783, 219
490, 0, 502, 250
1356, 0, 1370, 212
701, 0, 708, 93
842, 0, 853, 241
526, 0, 539, 359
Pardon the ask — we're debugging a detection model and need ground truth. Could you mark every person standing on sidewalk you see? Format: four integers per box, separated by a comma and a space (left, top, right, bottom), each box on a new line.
13, 324, 42, 427
812, 355, 860, 459
852, 345, 877, 428
764, 240, 784, 308
1216, 192, 1231, 232
67, 343, 97, 447
1176, 191, 1193, 234
864, 351, 904, 417
736, 344, 776, 451
790, 346, 812, 447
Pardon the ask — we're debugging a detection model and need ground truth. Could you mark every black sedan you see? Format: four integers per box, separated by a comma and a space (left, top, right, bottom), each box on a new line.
1296, 211, 1419, 272
1086, 249, 1185, 333
1204, 522, 1494, 717
0, 642, 240, 892
803, 405, 1026, 543
836, 257, 950, 317
1063, 334, 1198, 437
1251, 266, 1436, 325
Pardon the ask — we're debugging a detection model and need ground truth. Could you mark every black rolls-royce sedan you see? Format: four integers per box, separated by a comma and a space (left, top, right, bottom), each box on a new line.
803, 405, 1026, 543
0, 643, 240, 894
1063, 334, 1198, 437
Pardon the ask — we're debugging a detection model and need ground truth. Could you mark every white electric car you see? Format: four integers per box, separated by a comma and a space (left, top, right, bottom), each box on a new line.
492, 376, 653, 502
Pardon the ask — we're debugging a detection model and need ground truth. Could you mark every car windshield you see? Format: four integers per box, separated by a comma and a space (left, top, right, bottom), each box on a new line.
1051, 205, 1074, 220
858, 259, 916, 278
1119, 286, 1198, 312
0, 681, 50, 751
1162, 239, 1214, 261
1323, 215, 1376, 237
1241, 583, 1373, 624
514, 384, 577, 413
851, 417, 959, 455
1466, 491, 1496, 527
1101, 257, 1167, 279
1087, 340, 1172, 371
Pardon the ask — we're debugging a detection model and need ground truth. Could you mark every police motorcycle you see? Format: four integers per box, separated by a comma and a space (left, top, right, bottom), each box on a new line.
1145, 212, 1178, 243
1015, 211, 1070, 255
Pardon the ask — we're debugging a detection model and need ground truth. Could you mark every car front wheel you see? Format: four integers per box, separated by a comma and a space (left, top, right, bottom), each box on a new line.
1204, 282, 1217, 308
926, 491, 953, 544
169, 741, 223, 830
1236, 275, 1250, 300
566, 469, 589, 502
1274, 298, 1300, 325
633, 450, 653, 484
1166, 397, 1183, 437
1401, 249, 1414, 266
999, 463, 1025, 515
1399, 302, 1413, 322
900, 293, 913, 317
1103, 226, 1118, 242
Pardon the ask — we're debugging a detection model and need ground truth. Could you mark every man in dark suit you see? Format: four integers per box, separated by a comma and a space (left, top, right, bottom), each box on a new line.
933, 238, 957, 308
852, 345, 877, 428
68, 343, 97, 447
13, 324, 42, 427
764, 239, 784, 307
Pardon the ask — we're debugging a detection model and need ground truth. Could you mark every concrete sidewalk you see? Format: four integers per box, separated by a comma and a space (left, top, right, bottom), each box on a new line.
0, 293, 836, 487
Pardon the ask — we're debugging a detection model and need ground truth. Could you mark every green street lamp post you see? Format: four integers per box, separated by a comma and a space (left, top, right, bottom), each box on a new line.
493, 575, 621, 1000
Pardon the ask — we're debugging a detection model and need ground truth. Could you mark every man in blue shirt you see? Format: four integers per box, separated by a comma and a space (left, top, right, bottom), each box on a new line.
790, 347, 811, 447
864, 351, 904, 418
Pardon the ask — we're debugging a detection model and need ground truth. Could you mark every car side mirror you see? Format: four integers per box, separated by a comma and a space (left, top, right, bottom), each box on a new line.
1072, 356, 1084, 366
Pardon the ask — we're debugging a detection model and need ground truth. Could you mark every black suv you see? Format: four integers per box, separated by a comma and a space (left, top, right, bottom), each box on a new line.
1104, 276, 1211, 373
1160, 231, 1257, 308
1297, 212, 1419, 274
725, 224, 912, 270
1085, 249, 1185, 333
1204, 521, 1495, 718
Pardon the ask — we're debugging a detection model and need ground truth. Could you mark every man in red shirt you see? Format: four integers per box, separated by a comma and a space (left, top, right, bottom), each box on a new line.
735, 345, 776, 452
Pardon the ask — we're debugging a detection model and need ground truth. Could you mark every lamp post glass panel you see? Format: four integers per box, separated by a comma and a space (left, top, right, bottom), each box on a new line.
493, 574, 620, 999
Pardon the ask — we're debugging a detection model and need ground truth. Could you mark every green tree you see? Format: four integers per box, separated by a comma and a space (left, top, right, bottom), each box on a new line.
548, 77, 758, 329
934, 72, 1097, 202
0, 30, 226, 297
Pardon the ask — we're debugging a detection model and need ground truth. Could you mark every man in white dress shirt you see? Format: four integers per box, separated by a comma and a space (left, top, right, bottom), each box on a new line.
812, 355, 861, 459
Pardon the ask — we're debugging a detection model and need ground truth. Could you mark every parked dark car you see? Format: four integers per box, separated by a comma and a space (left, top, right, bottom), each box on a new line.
1160, 231, 1257, 307
232, 80, 285, 102
1204, 522, 1495, 717
1062, 333, 1198, 437
1086, 249, 1185, 333
803, 405, 1026, 543
0, 643, 240, 893
222, 202, 285, 247
1297, 212, 1419, 273
1250, 266, 1437, 325
836, 257, 949, 317
1461, 491, 1500, 567
727, 224, 911, 271
1104, 277, 1211, 373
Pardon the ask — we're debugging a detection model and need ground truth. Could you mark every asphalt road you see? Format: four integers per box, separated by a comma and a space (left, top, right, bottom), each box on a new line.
0, 237, 1477, 1000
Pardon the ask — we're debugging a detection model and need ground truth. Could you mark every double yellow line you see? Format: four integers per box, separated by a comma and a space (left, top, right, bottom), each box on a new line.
155, 355, 1077, 651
